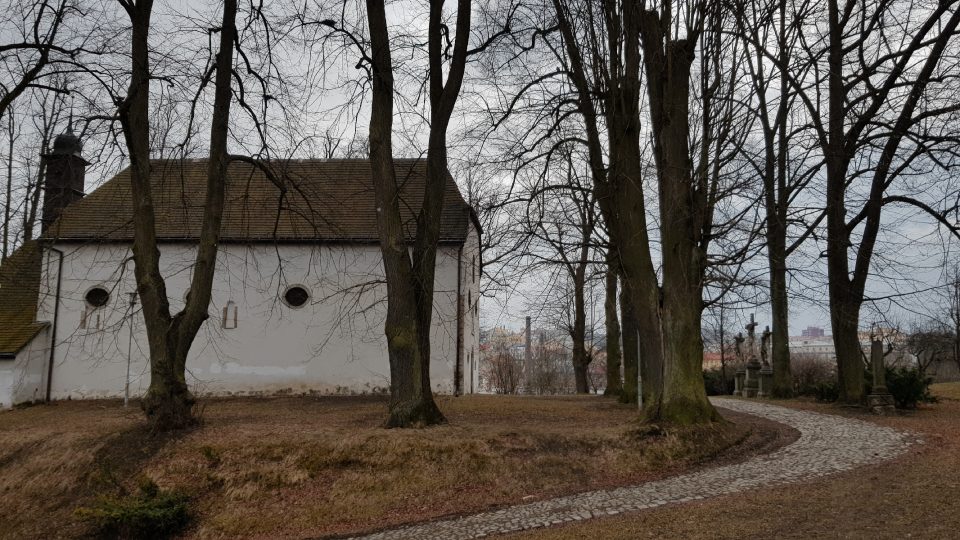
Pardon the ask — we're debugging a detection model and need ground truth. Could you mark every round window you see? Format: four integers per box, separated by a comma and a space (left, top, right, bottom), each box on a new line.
85, 287, 110, 308
283, 286, 310, 308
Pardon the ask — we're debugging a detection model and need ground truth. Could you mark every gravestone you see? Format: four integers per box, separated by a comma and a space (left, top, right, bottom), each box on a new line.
744, 315, 761, 398
758, 326, 773, 398
867, 339, 896, 415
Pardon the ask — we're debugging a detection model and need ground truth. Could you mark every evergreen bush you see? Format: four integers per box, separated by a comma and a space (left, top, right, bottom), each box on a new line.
76, 478, 190, 539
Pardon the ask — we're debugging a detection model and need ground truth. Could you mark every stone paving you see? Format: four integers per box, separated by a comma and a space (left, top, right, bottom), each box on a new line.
353, 398, 918, 540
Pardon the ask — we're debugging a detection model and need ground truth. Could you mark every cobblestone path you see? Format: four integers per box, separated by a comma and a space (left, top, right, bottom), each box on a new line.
353, 398, 917, 540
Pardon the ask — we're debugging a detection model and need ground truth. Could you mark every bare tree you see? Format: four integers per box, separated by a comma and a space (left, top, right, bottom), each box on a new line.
905, 322, 953, 374
603, 247, 622, 396
519, 149, 598, 393
114, 0, 238, 430
786, 0, 960, 403
0, 0, 81, 123
950, 267, 960, 373
480, 340, 523, 394
732, 0, 821, 398
364, 0, 473, 427
550, 0, 662, 408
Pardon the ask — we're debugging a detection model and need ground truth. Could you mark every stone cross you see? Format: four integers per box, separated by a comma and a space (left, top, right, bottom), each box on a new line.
760, 325, 772, 366
745, 314, 758, 359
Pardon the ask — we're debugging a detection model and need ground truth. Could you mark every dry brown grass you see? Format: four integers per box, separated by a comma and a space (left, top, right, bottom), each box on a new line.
0, 394, 763, 539
511, 396, 960, 540
931, 381, 960, 401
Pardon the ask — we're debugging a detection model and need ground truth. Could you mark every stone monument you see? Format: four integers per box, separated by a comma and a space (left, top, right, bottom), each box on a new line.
733, 332, 746, 396
758, 325, 774, 398
867, 339, 896, 415
744, 315, 761, 398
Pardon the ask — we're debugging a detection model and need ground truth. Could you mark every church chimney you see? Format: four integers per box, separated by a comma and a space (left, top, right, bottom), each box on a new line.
41, 125, 87, 233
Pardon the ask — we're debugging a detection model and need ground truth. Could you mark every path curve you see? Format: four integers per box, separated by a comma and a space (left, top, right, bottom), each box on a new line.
353, 398, 916, 540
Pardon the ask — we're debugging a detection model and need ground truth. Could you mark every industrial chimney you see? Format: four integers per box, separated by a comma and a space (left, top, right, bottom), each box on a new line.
41, 125, 87, 233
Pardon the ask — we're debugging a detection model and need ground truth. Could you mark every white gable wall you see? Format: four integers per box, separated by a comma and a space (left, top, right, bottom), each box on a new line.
32, 236, 477, 401
0, 327, 50, 408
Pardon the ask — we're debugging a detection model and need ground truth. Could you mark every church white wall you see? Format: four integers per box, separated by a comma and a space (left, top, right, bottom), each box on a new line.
0, 327, 50, 408
459, 222, 481, 394
33, 241, 471, 401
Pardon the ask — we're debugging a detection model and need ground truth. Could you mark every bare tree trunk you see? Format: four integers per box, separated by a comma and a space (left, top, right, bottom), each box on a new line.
829, 281, 865, 403
619, 281, 639, 405
768, 242, 792, 396
571, 264, 590, 393
118, 0, 237, 430
3, 114, 12, 261
366, 0, 471, 427
820, 0, 960, 404
552, 0, 664, 409
600, 150, 663, 410
638, 8, 719, 424
603, 249, 622, 396
768, 0, 793, 398
366, 0, 440, 427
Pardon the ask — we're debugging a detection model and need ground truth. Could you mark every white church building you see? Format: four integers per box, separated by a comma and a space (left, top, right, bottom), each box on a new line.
0, 131, 481, 408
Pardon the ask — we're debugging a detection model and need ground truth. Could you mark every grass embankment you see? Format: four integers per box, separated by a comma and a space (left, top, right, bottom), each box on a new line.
0, 394, 766, 539
512, 384, 960, 540
931, 380, 960, 400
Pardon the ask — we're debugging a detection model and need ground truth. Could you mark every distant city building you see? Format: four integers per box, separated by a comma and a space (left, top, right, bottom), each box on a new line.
801, 326, 825, 338
789, 336, 836, 361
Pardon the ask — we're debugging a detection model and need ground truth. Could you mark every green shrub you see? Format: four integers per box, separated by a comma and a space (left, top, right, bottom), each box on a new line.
702, 368, 733, 396
814, 381, 839, 402
76, 478, 190, 539
885, 366, 936, 409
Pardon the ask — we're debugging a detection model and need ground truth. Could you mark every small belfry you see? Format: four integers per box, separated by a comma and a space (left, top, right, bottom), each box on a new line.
41, 121, 87, 233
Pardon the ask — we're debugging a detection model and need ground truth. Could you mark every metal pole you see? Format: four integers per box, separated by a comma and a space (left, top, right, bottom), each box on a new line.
124, 292, 137, 407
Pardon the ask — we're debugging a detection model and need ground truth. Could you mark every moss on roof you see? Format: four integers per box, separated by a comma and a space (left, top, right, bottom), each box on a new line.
0, 241, 47, 354
44, 158, 473, 243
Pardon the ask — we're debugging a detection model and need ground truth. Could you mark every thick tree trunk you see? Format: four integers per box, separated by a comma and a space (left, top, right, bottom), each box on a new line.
768, 252, 792, 397
603, 170, 663, 410
639, 11, 718, 424
603, 254, 622, 396
829, 284, 865, 403
366, 0, 445, 428
140, 330, 194, 431
823, 0, 864, 404
619, 283, 639, 405
118, 0, 193, 430
571, 266, 590, 394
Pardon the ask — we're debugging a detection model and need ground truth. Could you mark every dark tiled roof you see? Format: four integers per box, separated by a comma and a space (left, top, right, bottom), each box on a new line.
0, 241, 47, 355
44, 159, 473, 243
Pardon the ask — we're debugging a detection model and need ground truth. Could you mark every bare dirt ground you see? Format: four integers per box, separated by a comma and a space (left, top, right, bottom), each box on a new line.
512, 382, 960, 540
0, 394, 784, 539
